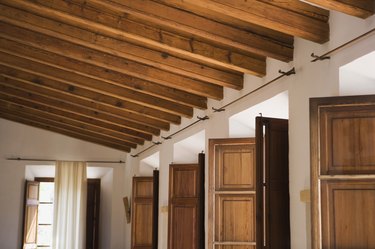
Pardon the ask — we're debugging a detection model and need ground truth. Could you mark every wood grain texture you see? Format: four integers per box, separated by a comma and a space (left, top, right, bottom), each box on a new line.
321, 180, 375, 248
0, 112, 131, 152
99, 0, 293, 62
0, 36, 207, 110
310, 95, 375, 249
208, 138, 256, 249
168, 163, 202, 249
0, 0, 265, 77
161, 0, 329, 43
306, 0, 375, 19
131, 177, 154, 249
0, 78, 170, 131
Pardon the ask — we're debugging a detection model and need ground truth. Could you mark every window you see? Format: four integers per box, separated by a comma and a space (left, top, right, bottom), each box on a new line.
36, 179, 54, 249
21, 178, 100, 249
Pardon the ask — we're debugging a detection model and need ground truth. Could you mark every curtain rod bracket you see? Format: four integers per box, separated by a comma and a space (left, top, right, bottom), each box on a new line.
212, 107, 226, 113
197, 115, 209, 121
131, 154, 139, 158
311, 53, 330, 62
152, 141, 162, 145
161, 136, 172, 140
278, 67, 296, 76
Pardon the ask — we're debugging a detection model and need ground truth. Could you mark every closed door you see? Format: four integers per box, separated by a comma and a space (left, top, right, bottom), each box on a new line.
168, 154, 204, 249
131, 177, 153, 249
209, 138, 256, 249
310, 95, 375, 249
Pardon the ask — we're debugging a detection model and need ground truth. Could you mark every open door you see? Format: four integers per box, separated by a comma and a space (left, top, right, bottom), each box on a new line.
21, 181, 40, 249
310, 95, 375, 249
256, 117, 290, 249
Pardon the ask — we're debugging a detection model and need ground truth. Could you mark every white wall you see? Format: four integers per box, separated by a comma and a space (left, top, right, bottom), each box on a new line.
129, 11, 375, 249
1, 9, 375, 249
0, 119, 133, 249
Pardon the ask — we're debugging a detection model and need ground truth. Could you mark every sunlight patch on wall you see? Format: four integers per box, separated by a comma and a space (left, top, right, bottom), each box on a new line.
229, 91, 289, 138
340, 50, 375, 96
140, 152, 160, 175
173, 130, 205, 164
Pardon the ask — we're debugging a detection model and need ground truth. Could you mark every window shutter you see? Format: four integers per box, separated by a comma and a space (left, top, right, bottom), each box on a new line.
22, 181, 39, 249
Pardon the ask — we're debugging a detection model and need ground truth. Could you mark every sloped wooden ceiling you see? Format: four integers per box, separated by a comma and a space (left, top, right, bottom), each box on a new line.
0, 0, 373, 152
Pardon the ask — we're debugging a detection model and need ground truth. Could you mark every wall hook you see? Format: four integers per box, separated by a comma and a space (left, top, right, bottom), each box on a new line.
311, 53, 330, 62
278, 67, 296, 76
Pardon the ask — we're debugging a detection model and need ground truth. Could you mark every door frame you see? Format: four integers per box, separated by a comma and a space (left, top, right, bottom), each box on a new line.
310, 94, 375, 249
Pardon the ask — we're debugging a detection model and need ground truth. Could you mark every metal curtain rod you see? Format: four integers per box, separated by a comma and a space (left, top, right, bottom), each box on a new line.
212, 68, 295, 113
311, 27, 375, 62
131, 115, 209, 158
129, 27, 375, 158
6, 157, 125, 164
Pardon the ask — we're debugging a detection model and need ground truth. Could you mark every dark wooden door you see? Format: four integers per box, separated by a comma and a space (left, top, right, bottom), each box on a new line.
86, 179, 100, 249
208, 138, 257, 249
310, 95, 375, 249
131, 177, 154, 249
256, 117, 290, 249
168, 154, 204, 249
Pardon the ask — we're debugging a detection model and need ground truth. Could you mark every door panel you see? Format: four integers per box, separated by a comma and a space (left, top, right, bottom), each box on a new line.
131, 177, 153, 249
169, 202, 198, 249
168, 156, 204, 249
215, 144, 255, 190
321, 180, 375, 249
310, 95, 375, 249
134, 202, 153, 245
209, 138, 256, 249
319, 104, 375, 174
215, 194, 256, 242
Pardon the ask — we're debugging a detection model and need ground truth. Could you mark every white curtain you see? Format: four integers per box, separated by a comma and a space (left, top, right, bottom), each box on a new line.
52, 161, 87, 249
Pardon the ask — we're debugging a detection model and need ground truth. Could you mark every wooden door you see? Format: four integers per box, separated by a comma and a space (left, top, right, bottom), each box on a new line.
21, 181, 39, 249
168, 153, 204, 249
131, 177, 154, 249
256, 117, 290, 249
310, 95, 375, 249
208, 138, 256, 249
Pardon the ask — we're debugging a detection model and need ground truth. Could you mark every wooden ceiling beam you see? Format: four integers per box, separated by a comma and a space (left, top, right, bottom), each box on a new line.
0, 102, 139, 148
162, 0, 330, 43
0, 84, 162, 135
257, 0, 329, 22
0, 76, 173, 130
0, 37, 206, 109
157, 0, 293, 45
86, 0, 293, 62
0, 72, 180, 127
0, 111, 132, 152
305, 0, 374, 19
0, 0, 266, 76
4, 0, 244, 89
0, 94, 152, 141
0, 51, 193, 119
0, 17, 223, 101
